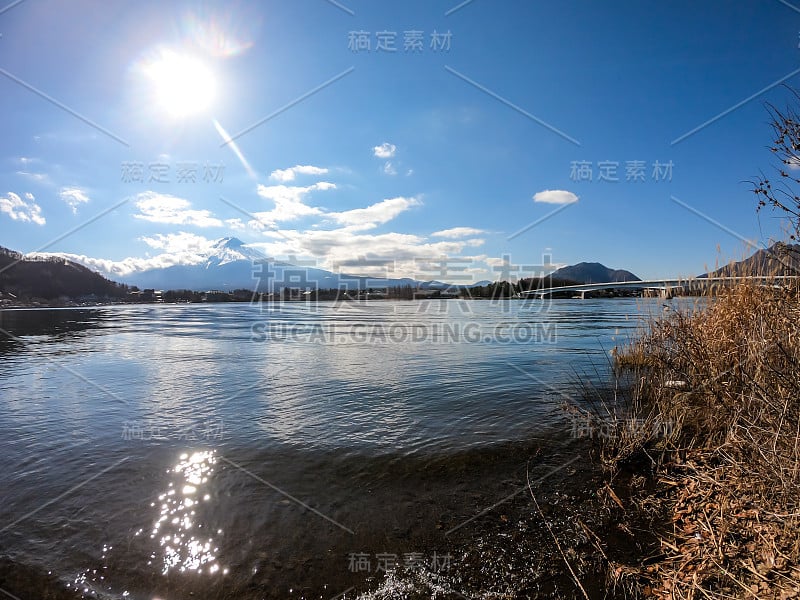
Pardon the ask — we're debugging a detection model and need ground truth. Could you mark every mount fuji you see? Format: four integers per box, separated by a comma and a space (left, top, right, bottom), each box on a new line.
34, 237, 443, 292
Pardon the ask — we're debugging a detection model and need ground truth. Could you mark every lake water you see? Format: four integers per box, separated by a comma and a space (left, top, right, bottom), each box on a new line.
0, 298, 671, 599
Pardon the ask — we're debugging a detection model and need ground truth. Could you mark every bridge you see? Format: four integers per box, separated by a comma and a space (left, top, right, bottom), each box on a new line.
519, 276, 800, 299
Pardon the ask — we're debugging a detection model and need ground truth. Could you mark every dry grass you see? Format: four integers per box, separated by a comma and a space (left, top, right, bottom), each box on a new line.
597, 269, 800, 598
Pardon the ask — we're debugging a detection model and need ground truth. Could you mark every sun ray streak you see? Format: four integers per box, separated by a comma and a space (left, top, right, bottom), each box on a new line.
213, 119, 257, 181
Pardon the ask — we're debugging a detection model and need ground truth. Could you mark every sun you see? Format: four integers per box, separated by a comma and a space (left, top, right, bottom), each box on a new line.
143, 49, 216, 118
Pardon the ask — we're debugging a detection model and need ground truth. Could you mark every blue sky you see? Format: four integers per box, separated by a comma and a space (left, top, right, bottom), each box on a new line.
1, 0, 799, 282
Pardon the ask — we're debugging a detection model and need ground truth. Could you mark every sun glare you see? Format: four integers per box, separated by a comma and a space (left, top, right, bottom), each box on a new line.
143, 50, 216, 118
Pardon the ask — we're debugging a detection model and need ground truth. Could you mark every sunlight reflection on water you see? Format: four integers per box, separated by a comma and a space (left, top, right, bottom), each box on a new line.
144, 450, 228, 576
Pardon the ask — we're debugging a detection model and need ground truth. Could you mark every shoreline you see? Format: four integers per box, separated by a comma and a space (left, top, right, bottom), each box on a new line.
0, 294, 673, 311
0, 431, 641, 600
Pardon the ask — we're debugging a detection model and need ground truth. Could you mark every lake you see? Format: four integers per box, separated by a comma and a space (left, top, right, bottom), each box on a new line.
0, 298, 670, 599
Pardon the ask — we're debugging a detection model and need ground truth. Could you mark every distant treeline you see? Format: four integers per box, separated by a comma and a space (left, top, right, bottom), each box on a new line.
155, 276, 626, 303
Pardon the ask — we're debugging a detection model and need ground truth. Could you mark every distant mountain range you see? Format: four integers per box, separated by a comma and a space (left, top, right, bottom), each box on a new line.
5, 238, 650, 296
701, 242, 800, 277
6, 237, 799, 302
28, 238, 458, 292
548, 262, 641, 284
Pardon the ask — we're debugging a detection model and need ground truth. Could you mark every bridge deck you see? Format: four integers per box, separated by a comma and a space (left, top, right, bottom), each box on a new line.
520, 276, 799, 297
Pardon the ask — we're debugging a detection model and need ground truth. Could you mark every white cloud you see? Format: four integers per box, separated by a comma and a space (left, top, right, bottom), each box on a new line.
225, 218, 246, 230
134, 191, 222, 227
431, 227, 487, 239
0, 191, 45, 225
485, 257, 509, 268
59, 187, 90, 214
16, 171, 50, 184
40, 252, 205, 279
373, 142, 396, 159
32, 233, 219, 278
532, 189, 579, 205
328, 196, 420, 230
269, 165, 329, 182
252, 182, 335, 227
139, 231, 215, 254
254, 224, 486, 280
371, 145, 408, 177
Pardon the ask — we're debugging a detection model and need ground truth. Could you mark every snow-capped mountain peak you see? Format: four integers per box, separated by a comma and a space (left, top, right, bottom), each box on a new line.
205, 237, 266, 267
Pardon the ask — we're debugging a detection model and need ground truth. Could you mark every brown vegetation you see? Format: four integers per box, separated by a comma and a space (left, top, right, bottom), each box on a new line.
595, 275, 800, 599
